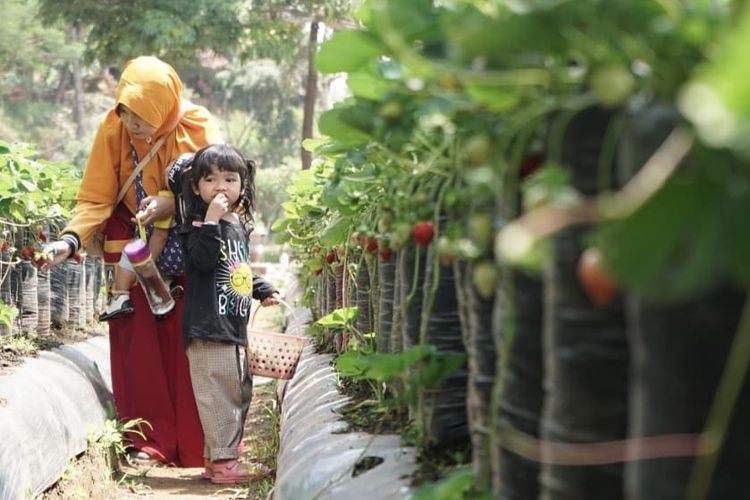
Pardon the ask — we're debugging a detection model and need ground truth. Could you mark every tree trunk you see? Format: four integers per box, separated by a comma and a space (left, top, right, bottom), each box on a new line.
301, 20, 319, 170
54, 64, 70, 104
69, 25, 85, 140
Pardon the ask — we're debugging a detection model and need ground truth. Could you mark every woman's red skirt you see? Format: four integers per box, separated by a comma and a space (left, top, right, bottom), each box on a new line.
104, 204, 203, 466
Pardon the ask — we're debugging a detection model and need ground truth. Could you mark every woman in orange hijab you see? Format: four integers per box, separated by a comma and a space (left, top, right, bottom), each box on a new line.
45, 56, 221, 467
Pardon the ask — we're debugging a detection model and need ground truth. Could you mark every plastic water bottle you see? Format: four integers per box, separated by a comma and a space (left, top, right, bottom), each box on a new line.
123, 239, 175, 316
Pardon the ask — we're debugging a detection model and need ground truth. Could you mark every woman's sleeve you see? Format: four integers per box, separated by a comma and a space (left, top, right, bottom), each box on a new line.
62, 116, 121, 245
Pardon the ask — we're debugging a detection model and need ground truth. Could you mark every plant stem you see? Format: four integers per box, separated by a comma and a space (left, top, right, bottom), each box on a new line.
685, 295, 750, 500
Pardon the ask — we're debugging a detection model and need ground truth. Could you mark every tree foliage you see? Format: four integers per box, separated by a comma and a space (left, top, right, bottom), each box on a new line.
36, 0, 244, 68
238, 0, 354, 61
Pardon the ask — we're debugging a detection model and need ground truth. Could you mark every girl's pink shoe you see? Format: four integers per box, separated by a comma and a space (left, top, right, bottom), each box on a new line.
201, 444, 246, 480
209, 459, 256, 484
201, 459, 212, 480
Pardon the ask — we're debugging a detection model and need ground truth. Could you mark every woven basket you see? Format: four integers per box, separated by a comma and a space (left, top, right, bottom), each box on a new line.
246, 300, 307, 380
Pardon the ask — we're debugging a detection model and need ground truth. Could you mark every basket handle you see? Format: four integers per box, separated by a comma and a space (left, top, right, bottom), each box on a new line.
249, 297, 299, 330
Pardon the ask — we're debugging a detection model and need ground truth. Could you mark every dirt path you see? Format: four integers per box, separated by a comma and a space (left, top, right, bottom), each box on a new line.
43, 304, 284, 500
117, 379, 278, 500
116, 304, 283, 499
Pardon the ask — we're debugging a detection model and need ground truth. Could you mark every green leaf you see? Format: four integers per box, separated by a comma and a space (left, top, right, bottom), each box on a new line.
302, 138, 327, 152
280, 201, 299, 219
270, 218, 290, 232
318, 107, 372, 146
347, 70, 394, 100
317, 30, 385, 74
335, 345, 433, 382
598, 176, 727, 301
320, 216, 352, 246
413, 467, 483, 500
413, 351, 466, 387
316, 307, 359, 328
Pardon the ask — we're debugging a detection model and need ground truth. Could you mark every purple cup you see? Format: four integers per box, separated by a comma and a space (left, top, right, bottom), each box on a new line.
123, 239, 150, 266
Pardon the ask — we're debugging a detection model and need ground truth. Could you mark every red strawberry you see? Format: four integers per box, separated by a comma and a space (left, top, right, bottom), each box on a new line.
411, 221, 435, 247
577, 247, 617, 306
73, 252, 83, 264
37, 226, 47, 243
358, 233, 369, 249
366, 238, 378, 254
520, 154, 544, 179
0, 240, 8, 252
379, 247, 393, 261
21, 246, 34, 260
325, 251, 336, 265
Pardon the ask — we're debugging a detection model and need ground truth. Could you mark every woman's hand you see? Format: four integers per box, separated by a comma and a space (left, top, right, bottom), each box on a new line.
40, 241, 72, 271
135, 194, 175, 225
260, 292, 281, 307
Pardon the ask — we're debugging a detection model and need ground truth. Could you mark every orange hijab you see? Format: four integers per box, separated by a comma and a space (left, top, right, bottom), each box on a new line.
67, 56, 222, 244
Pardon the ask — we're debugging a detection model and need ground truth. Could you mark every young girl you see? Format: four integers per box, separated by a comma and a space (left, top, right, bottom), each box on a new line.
179, 143, 279, 484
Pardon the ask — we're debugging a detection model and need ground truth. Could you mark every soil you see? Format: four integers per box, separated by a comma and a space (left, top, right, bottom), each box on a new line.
0, 322, 106, 375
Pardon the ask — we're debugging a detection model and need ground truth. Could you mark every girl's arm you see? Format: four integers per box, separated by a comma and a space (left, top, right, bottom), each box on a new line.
184, 225, 222, 272
252, 274, 279, 301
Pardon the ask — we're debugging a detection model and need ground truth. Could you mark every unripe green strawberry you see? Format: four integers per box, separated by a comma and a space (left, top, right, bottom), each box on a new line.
472, 260, 497, 299
468, 213, 493, 251
390, 222, 412, 250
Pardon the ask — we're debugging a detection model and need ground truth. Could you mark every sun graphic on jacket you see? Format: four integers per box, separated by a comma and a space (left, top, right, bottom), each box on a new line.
228, 262, 253, 296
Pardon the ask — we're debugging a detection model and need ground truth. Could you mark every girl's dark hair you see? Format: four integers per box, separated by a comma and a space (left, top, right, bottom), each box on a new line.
181, 144, 256, 231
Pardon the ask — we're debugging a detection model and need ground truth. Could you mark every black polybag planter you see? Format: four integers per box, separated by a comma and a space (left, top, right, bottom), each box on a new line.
454, 260, 496, 488
400, 244, 426, 352
355, 259, 372, 335
417, 244, 468, 448
618, 103, 750, 499
50, 263, 68, 328
36, 268, 51, 335
11, 261, 38, 334
541, 226, 628, 500
494, 269, 544, 500
625, 288, 749, 500
540, 106, 628, 500
378, 257, 396, 354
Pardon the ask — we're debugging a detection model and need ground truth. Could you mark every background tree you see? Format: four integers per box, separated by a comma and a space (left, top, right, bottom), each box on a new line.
36, 0, 244, 69
237, 0, 355, 169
